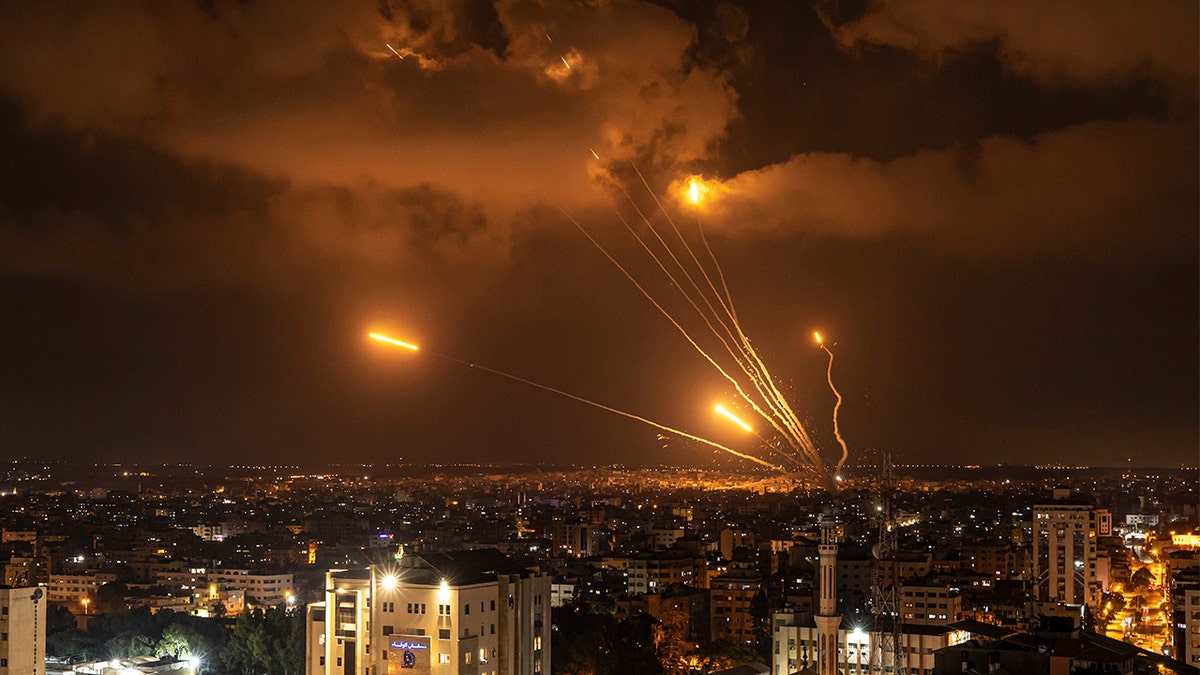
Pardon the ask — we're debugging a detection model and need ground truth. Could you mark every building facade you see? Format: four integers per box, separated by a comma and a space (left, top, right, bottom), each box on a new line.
625, 553, 700, 596
1032, 491, 1110, 606
709, 574, 761, 645
211, 569, 294, 608
771, 612, 966, 675
0, 585, 46, 675
305, 549, 550, 675
899, 583, 962, 626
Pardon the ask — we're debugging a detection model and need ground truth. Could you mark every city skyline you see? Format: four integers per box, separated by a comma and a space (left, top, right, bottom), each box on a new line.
0, 1, 1196, 469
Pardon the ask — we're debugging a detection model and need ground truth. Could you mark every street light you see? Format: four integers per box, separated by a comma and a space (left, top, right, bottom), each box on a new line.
81, 597, 90, 615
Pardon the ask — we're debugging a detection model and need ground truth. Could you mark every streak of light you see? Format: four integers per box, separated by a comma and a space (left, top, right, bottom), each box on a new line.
714, 404, 752, 433
817, 333, 850, 478
369, 333, 419, 351
562, 162, 841, 485
629, 166, 826, 471
370, 331, 780, 470
560, 55, 571, 69
590, 148, 600, 160
630, 166, 815, 448
386, 44, 405, 60
562, 208, 789, 444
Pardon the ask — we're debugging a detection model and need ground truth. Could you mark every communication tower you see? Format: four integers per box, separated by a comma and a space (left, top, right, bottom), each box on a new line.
870, 455, 904, 674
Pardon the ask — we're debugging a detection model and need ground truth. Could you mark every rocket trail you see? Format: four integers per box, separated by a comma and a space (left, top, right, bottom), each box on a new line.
817, 334, 850, 477
369, 332, 780, 470
454, 357, 779, 468
563, 208, 801, 449
625, 168, 826, 470
369, 332, 418, 351
715, 404, 752, 433
603, 187, 796, 442
563, 163, 841, 484
626, 169, 814, 447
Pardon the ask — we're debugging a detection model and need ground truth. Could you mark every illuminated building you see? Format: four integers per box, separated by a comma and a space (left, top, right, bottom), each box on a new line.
625, 553, 702, 596
548, 522, 595, 558
1032, 489, 1110, 606
1172, 533, 1200, 549
709, 573, 761, 645
0, 585, 46, 675
1166, 550, 1199, 665
898, 583, 962, 626
209, 569, 293, 608
772, 614, 965, 675
47, 572, 117, 603
304, 549, 550, 675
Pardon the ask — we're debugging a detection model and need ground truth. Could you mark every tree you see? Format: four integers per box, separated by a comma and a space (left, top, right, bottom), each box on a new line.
47, 629, 104, 662
749, 586, 773, 658
156, 622, 201, 660
612, 613, 664, 675
552, 599, 616, 675
46, 604, 77, 635
1131, 567, 1156, 591
106, 631, 154, 659
689, 639, 761, 675
94, 581, 130, 615
653, 606, 692, 675
221, 606, 305, 675
1081, 604, 1097, 633
223, 611, 271, 675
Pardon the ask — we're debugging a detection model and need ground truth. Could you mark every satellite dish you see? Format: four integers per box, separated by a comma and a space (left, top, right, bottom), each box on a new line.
31, 588, 43, 600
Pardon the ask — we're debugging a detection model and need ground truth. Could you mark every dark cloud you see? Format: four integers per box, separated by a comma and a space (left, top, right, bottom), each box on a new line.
832, 1, 1199, 91
0, 0, 739, 217
696, 118, 1197, 258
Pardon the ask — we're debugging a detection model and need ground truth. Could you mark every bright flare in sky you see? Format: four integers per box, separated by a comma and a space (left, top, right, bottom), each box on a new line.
686, 177, 705, 204
714, 404, 753, 433
369, 333, 419, 351
814, 331, 823, 345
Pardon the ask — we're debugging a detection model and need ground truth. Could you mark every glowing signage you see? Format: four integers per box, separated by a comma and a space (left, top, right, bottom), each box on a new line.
390, 640, 428, 650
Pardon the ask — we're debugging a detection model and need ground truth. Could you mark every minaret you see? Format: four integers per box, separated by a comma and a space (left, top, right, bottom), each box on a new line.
815, 510, 841, 675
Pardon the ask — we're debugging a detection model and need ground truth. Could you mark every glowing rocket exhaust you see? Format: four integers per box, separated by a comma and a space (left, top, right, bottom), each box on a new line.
816, 331, 849, 478
369, 333, 419, 351
564, 163, 844, 487
368, 331, 781, 470
714, 404, 752, 433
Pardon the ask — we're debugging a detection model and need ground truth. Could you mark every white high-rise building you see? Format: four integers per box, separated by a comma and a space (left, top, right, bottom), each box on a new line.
0, 585, 46, 675
305, 549, 550, 675
1032, 489, 1110, 607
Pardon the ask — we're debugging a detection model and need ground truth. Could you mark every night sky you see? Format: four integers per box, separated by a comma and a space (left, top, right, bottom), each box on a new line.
1, 1, 1195, 470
